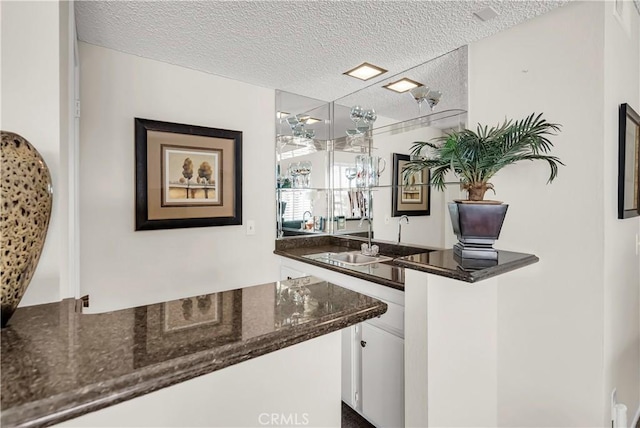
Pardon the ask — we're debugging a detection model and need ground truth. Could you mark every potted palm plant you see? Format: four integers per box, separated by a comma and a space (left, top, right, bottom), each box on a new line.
403, 113, 563, 260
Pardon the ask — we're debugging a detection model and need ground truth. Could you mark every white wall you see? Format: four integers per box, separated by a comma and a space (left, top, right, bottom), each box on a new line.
469, 2, 607, 426
603, 0, 640, 424
60, 332, 342, 428
1, 1, 69, 306
79, 43, 278, 313
404, 269, 498, 428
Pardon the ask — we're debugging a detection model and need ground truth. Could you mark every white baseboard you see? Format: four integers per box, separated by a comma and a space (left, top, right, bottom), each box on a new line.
632, 403, 640, 428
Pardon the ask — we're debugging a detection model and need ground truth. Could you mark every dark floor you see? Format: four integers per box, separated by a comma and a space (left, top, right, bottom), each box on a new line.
341, 402, 375, 428
344, 402, 640, 428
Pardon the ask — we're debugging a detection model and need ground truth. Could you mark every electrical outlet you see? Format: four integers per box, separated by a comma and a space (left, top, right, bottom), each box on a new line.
247, 220, 256, 235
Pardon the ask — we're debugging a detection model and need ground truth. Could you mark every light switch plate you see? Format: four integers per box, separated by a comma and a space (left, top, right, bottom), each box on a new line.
247, 220, 256, 235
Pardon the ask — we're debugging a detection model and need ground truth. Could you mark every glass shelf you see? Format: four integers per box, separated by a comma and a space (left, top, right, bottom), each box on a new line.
332, 181, 462, 191
277, 109, 467, 156
277, 182, 462, 192
277, 187, 330, 192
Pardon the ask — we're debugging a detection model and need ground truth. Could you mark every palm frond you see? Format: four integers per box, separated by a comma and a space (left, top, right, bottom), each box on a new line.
403, 113, 563, 195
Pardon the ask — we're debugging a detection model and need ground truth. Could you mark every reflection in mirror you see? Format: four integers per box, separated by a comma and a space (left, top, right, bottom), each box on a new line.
276, 91, 332, 237
276, 46, 468, 246
333, 46, 467, 126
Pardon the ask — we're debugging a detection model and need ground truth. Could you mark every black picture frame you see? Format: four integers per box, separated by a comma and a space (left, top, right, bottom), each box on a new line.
618, 103, 640, 219
391, 153, 430, 217
135, 118, 242, 230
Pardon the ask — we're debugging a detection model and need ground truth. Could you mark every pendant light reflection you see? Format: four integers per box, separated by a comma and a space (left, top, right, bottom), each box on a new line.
346, 105, 377, 148
285, 113, 316, 143
408, 86, 442, 114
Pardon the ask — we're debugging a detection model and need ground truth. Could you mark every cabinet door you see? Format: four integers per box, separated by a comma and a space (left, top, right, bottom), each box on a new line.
341, 326, 355, 407
361, 323, 404, 428
280, 265, 307, 280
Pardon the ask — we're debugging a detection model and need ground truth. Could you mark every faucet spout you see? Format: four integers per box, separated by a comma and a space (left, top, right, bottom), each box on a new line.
397, 215, 409, 244
359, 216, 373, 253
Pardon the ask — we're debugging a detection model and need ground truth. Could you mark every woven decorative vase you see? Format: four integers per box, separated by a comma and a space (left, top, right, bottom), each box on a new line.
1, 131, 53, 327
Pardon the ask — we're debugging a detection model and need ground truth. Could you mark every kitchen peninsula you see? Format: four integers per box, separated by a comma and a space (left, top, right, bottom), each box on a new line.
0, 278, 386, 428
275, 234, 539, 288
275, 234, 539, 427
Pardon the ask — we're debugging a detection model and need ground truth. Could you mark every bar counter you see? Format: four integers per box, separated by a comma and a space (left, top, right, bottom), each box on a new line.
0, 277, 386, 428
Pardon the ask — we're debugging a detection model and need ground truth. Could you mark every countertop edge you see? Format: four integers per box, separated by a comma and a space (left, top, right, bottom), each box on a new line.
274, 250, 404, 291
1, 303, 387, 428
395, 253, 540, 283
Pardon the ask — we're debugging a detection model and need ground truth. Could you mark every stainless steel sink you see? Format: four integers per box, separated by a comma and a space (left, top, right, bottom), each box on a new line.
304, 251, 393, 266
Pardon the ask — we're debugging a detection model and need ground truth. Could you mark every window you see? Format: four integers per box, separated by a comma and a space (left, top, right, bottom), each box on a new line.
281, 191, 313, 223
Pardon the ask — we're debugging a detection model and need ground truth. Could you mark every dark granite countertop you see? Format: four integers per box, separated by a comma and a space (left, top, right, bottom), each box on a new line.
394, 249, 539, 283
0, 278, 386, 428
275, 236, 539, 287
274, 235, 435, 291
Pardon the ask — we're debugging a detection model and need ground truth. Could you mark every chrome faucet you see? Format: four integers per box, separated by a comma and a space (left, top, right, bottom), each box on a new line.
359, 216, 374, 254
397, 215, 409, 244
301, 211, 312, 229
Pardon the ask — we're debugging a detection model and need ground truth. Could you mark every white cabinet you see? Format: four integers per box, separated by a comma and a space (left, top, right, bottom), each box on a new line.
361, 323, 404, 428
343, 321, 405, 428
341, 325, 356, 407
278, 257, 405, 427
280, 265, 307, 280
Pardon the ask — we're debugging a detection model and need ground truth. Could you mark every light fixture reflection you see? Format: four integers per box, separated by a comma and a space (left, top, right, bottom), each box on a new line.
285, 114, 315, 141
383, 78, 422, 93
346, 105, 377, 143
409, 86, 442, 113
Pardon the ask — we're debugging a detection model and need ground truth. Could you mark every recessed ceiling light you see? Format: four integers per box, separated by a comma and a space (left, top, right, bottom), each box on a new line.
344, 62, 388, 81
474, 7, 498, 22
305, 117, 322, 125
383, 78, 423, 93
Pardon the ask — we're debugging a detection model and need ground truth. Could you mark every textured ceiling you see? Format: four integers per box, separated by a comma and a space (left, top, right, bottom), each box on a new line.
75, 0, 567, 104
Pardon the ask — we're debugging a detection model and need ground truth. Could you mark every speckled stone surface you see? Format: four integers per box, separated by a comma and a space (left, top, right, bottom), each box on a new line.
0, 278, 386, 428
394, 249, 539, 283
275, 235, 437, 257
275, 236, 438, 290
276, 244, 405, 290
275, 236, 538, 287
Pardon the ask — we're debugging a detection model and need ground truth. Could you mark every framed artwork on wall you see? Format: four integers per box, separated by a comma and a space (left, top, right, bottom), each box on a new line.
618, 103, 640, 219
391, 153, 430, 217
135, 118, 242, 230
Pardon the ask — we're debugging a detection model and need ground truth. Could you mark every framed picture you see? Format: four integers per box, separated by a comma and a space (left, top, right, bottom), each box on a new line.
133, 290, 242, 368
618, 103, 640, 219
135, 118, 242, 230
391, 153, 430, 217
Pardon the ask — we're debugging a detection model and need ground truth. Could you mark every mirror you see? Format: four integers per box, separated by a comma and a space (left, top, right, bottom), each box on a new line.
276, 46, 468, 247
276, 92, 332, 236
